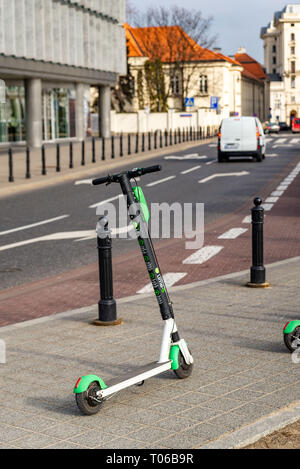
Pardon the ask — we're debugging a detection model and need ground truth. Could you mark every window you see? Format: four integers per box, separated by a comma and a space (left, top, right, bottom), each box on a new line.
292, 96, 296, 103
291, 23, 295, 27
275, 99, 281, 110
171, 75, 180, 95
272, 45, 276, 53
273, 56, 277, 64
291, 33, 295, 41
291, 61, 296, 73
291, 46, 295, 55
200, 75, 208, 94
291, 76, 296, 88
273, 68, 276, 74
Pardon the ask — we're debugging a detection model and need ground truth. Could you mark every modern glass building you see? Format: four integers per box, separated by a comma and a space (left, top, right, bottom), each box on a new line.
0, 0, 126, 147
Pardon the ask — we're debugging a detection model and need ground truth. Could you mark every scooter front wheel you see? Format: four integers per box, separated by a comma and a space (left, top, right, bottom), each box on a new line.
284, 327, 300, 353
75, 381, 104, 415
174, 350, 193, 379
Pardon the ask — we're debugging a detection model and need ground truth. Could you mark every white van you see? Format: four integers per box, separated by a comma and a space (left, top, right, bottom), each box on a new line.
218, 116, 266, 163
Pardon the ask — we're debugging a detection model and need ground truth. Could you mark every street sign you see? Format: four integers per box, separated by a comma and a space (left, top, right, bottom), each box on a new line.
185, 97, 195, 107
0, 80, 6, 104
210, 96, 219, 110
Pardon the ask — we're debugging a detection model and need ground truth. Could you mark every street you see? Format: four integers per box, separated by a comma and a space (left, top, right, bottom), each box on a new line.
0, 133, 299, 326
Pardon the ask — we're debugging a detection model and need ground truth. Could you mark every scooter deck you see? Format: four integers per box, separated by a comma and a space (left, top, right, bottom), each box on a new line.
98, 361, 172, 398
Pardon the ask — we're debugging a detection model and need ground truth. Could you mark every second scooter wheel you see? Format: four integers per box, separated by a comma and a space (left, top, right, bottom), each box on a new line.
284, 327, 300, 353
174, 350, 193, 379
75, 381, 104, 415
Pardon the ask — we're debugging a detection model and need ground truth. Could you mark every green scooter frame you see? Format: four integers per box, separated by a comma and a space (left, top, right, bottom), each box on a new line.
283, 321, 300, 353
73, 165, 194, 415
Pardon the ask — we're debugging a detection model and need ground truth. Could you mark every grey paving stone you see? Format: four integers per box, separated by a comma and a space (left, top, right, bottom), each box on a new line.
0, 424, 32, 444
123, 426, 171, 445
158, 428, 210, 449
67, 430, 117, 449
99, 437, 151, 449
14, 433, 62, 449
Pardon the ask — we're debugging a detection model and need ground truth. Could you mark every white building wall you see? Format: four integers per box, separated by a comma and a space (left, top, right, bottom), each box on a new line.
0, 0, 126, 75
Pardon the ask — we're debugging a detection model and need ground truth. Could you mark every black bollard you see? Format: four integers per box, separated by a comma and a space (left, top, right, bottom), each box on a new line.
102, 137, 105, 161
135, 133, 139, 153
92, 137, 96, 163
41, 145, 47, 175
25, 147, 31, 179
160, 130, 163, 148
142, 133, 145, 152
8, 148, 14, 182
247, 197, 270, 288
120, 133, 123, 157
93, 217, 122, 326
56, 143, 61, 172
111, 135, 115, 159
170, 129, 173, 146
154, 130, 157, 150
69, 142, 73, 169
165, 129, 168, 147
128, 134, 131, 155
81, 140, 85, 166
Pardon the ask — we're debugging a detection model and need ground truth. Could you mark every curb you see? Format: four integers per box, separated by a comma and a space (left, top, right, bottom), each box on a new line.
0, 138, 215, 199
198, 401, 300, 449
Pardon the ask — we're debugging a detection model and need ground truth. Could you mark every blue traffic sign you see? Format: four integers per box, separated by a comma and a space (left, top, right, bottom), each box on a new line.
185, 97, 195, 107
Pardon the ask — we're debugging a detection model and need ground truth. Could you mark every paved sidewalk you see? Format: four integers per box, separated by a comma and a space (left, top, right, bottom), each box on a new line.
0, 257, 299, 449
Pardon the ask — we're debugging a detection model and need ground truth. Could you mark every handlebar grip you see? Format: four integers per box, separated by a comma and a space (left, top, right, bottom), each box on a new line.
92, 176, 110, 186
141, 165, 162, 175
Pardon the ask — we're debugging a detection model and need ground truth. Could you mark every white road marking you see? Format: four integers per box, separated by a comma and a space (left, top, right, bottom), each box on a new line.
89, 195, 122, 209
276, 138, 287, 144
0, 215, 69, 237
183, 246, 223, 265
0, 231, 95, 252
199, 171, 249, 184
137, 272, 187, 294
276, 185, 287, 192
265, 197, 279, 203
242, 216, 252, 224
262, 204, 274, 212
209, 144, 217, 147
272, 144, 292, 149
75, 179, 93, 185
267, 154, 279, 157
291, 138, 300, 144
181, 166, 201, 175
206, 160, 217, 165
147, 176, 176, 187
271, 190, 284, 197
218, 228, 248, 239
165, 155, 207, 160
75, 225, 135, 241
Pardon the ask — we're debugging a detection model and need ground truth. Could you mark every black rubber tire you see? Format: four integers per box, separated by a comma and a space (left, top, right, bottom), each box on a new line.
284, 327, 300, 353
174, 350, 193, 379
75, 381, 104, 415
256, 151, 263, 162
218, 152, 226, 163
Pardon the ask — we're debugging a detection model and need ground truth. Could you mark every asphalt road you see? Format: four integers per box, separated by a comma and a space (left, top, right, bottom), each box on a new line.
0, 132, 299, 291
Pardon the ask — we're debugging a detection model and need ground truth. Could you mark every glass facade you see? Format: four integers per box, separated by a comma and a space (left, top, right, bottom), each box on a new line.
42, 88, 76, 141
0, 86, 26, 143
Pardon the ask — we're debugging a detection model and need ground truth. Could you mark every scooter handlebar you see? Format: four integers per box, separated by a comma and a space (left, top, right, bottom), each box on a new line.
92, 165, 162, 186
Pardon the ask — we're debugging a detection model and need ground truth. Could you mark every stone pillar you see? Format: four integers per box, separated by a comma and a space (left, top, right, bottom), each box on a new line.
76, 83, 85, 141
25, 78, 42, 148
99, 85, 111, 139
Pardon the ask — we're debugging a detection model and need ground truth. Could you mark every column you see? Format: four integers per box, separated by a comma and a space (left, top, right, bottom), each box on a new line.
99, 85, 111, 139
25, 78, 42, 148
76, 83, 85, 141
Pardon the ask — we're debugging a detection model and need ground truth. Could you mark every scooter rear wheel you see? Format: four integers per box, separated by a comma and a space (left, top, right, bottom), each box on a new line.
75, 381, 104, 415
284, 327, 300, 353
174, 350, 193, 379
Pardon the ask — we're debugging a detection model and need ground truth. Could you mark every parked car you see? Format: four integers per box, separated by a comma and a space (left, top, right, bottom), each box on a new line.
292, 117, 300, 133
218, 116, 266, 163
263, 122, 280, 134
279, 122, 290, 131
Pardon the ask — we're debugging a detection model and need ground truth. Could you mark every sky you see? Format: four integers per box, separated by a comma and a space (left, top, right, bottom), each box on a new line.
129, 0, 296, 63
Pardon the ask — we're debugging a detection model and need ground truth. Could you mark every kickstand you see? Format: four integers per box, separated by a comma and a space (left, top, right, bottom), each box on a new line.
136, 381, 145, 387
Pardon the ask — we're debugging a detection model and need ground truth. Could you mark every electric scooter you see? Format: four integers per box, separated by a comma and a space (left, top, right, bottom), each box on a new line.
283, 321, 300, 352
73, 165, 194, 415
